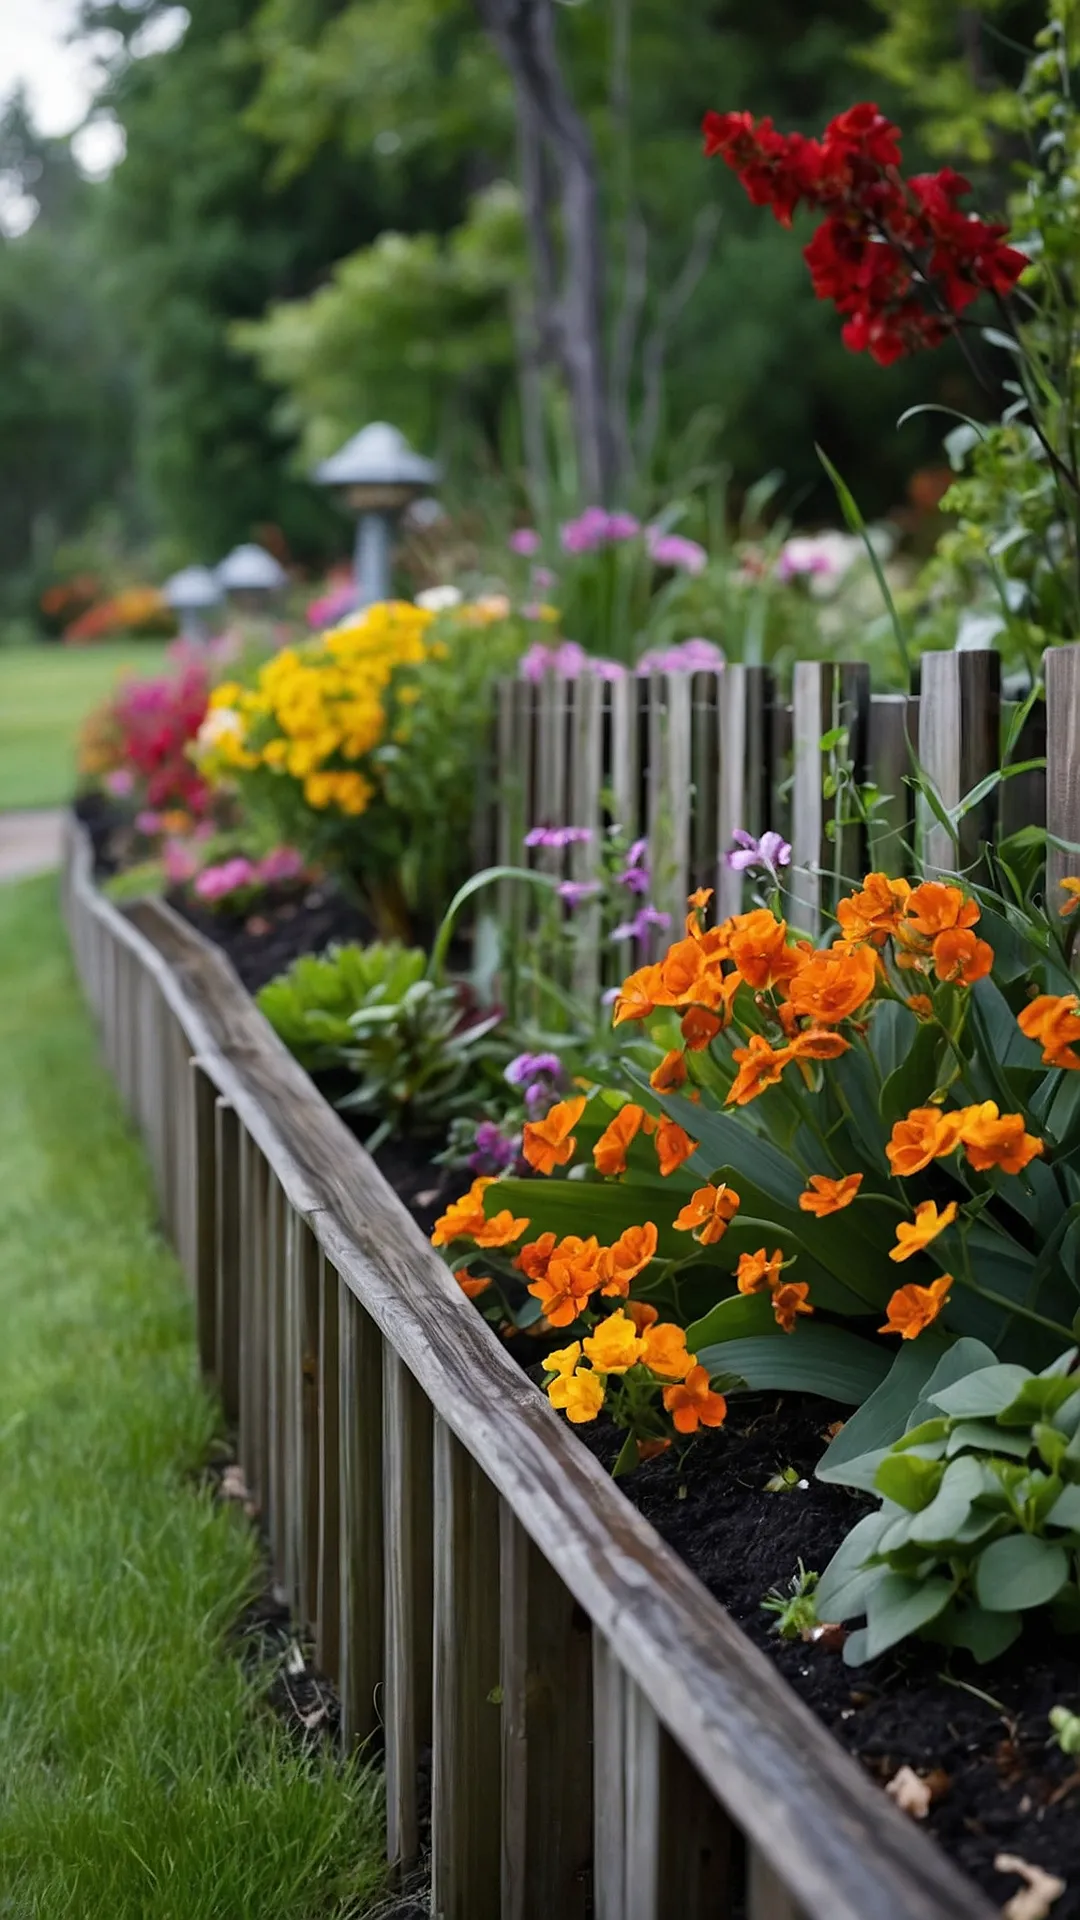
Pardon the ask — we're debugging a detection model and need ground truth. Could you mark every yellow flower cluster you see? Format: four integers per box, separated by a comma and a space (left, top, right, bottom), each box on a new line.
195, 600, 434, 814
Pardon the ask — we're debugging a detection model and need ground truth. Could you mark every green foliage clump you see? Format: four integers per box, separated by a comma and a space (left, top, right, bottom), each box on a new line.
818, 1346, 1080, 1664
256, 941, 429, 1069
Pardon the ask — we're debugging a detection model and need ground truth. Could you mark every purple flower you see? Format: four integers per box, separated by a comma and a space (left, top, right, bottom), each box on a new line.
558, 880, 602, 907
617, 836, 650, 893
530, 1052, 563, 1079
162, 840, 198, 885
135, 809, 162, 836
509, 528, 541, 556
532, 565, 557, 589
505, 1049, 564, 1095
611, 904, 671, 942
469, 1120, 517, 1174
524, 1080, 554, 1114
194, 856, 257, 902
518, 639, 586, 682
647, 529, 708, 575
560, 507, 612, 554
586, 657, 627, 682
505, 1052, 538, 1089
524, 824, 593, 850
726, 829, 792, 877
104, 768, 135, 797
605, 511, 641, 542
256, 846, 305, 885
672, 637, 725, 671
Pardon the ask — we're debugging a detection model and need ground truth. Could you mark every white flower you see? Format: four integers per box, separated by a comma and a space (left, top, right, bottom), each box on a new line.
197, 707, 244, 747
415, 585, 463, 611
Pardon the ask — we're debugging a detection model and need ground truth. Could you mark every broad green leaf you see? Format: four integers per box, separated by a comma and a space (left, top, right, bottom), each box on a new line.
863, 1571, 956, 1657
486, 1175, 683, 1253
907, 1454, 990, 1543
878, 1021, 949, 1129
1046, 1484, 1080, 1529
975, 1533, 1070, 1610
684, 1290, 775, 1350
695, 1323, 890, 1404
930, 1363, 1034, 1420
816, 1511, 894, 1620
977, 904, 1039, 983
997, 1374, 1080, 1426
867, 999, 918, 1080
935, 1603, 1022, 1663
874, 1451, 944, 1513
946, 1420, 1032, 1460
816, 1336, 956, 1484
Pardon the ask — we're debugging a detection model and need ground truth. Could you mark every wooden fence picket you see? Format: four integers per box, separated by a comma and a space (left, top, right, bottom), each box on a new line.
1045, 643, 1080, 919
918, 650, 1000, 877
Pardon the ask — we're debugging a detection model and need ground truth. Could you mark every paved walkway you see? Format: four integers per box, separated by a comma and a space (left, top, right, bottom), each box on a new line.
0, 809, 65, 882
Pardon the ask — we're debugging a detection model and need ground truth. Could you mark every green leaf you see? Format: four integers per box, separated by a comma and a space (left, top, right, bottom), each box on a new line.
816, 1336, 957, 1486
1046, 1484, 1080, 1529
935, 1603, 1022, 1663
816, 1512, 894, 1621
907, 1454, 990, 1544
975, 1533, 1070, 1610
817, 444, 911, 684
863, 1571, 956, 1657
996, 1374, 1080, 1427
874, 1451, 944, 1513
946, 1420, 1033, 1460
695, 1323, 890, 1404
878, 1021, 949, 1128
930, 1363, 1034, 1419
684, 1290, 777, 1350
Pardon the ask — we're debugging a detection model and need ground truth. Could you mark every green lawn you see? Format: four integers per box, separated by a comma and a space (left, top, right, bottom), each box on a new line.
0, 874, 386, 1918
0, 642, 170, 812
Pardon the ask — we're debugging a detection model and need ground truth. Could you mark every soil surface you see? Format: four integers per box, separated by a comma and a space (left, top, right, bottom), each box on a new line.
123, 863, 1080, 1914
169, 882, 372, 993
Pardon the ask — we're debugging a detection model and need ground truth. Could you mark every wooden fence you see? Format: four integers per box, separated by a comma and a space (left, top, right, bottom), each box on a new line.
495, 645, 1080, 966
61, 816, 998, 1920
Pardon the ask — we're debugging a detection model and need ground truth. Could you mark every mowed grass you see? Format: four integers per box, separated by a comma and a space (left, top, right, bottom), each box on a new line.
0, 875, 386, 1919
0, 642, 170, 811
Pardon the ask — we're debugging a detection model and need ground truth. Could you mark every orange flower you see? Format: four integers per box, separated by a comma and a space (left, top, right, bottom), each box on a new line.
886, 1106, 965, 1177
454, 1269, 491, 1299
957, 1102, 1044, 1175
582, 1310, 645, 1375
431, 1175, 495, 1246
650, 1048, 688, 1092
687, 886, 714, 913
784, 943, 878, 1024
727, 1033, 791, 1105
889, 1199, 957, 1263
786, 1027, 851, 1062
798, 1172, 862, 1217
547, 1366, 605, 1423
654, 1117, 699, 1175
903, 882, 980, 940
473, 1205, 530, 1248
727, 909, 803, 989
1058, 877, 1080, 918
663, 1365, 728, 1434
907, 993, 934, 1020
528, 1247, 602, 1327
1018, 993, 1080, 1070
681, 1005, 723, 1051
673, 1182, 741, 1245
932, 927, 993, 986
655, 936, 721, 1006
641, 1320, 694, 1380
600, 1222, 659, 1295
522, 1094, 587, 1174
736, 1247, 785, 1295
771, 1281, 813, 1333
514, 1231, 557, 1281
593, 1103, 650, 1175
836, 872, 912, 946
637, 1437, 673, 1461
626, 1299, 659, 1333
879, 1273, 953, 1339
613, 963, 663, 1025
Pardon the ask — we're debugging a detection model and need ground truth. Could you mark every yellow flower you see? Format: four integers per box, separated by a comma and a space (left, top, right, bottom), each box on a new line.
544, 1341, 582, 1380
547, 1366, 605, 1423
889, 1199, 957, 1263
582, 1311, 645, 1375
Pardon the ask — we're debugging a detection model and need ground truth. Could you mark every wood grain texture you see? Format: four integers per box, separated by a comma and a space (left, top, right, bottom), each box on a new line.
191, 1061, 218, 1379
338, 1288, 384, 1747
383, 1345, 434, 1874
62, 838, 995, 1920
499, 1505, 592, 1920
867, 694, 916, 878
750, 1847, 805, 1920
717, 665, 772, 917
790, 662, 869, 932
569, 672, 604, 998
1046, 644, 1080, 916
918, 650, 1000, 877
317, 1253, 342, 1684
293, 1214, 322, 1629
432, 1417, 502, 1920
214, 1098, 241, 1427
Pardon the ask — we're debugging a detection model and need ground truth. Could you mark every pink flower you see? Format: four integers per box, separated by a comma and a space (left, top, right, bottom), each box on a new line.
532, 565, 557, 589
586, 657, 627, 682
194, 857, 257, 903
104, 768, 135, 797
256, 847, 305, 885
612, 904, 671, 942
558, 880, 602, 907
509, 528, 541, 556
525, 825, 593, 850
646, 529, 708, 574
163, 840, 198, 885
561, 507, 611, 554
605, 511, 641, 541
135, 810, 162, 836
726, 829, 792, 877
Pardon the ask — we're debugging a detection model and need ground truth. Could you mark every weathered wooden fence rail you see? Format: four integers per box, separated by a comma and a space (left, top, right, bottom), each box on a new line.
61, 818, 995, 1920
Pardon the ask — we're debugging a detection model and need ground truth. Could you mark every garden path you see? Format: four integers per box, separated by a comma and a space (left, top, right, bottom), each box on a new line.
0, 807, 64, 881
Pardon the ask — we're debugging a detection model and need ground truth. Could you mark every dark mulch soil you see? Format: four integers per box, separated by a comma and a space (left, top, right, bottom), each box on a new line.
169, 883, 373, 994
581, 1399, 1080, 1915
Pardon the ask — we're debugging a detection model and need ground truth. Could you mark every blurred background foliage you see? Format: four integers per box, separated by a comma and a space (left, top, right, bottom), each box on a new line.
0, 0, 1047, 624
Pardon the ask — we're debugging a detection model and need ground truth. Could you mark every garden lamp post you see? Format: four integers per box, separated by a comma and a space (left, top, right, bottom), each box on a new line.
313, 423, 439, 609
162, 564, 222, 643
215, 543, 288, 615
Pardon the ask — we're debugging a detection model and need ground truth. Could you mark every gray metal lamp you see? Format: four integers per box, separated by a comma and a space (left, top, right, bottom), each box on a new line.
215, 543, 288, 614
162, 564, 222, 643
314, 423, 439, 609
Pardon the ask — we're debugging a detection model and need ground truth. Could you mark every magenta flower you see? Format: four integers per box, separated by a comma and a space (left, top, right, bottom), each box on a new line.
509, 528, 541, 556
618, 837, 651, 894
611, 904, 671, 942
519, 639, 587, 682
586, 657, 628, 682
469, 1120, 518, 1174
194, 857, 257, 902
560, 507, 611, 554
605, 511, 641, 541
256, 847, 305, 885
162, 840, 198, 885
557, 879, 602, 908
505, 1050, 564, 1090
532, 565, 557, 589
647, 529, 708, 575
726, 830, 792, 878
104, 768, 135, 798
135, 810, 162, 836
525, 824, 593, 850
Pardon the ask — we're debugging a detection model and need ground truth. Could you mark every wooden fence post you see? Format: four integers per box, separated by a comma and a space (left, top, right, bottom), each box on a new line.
431, 1418, 502, 1920
191, 1061, 217, 1378
338, 1286, 385, 1748
716, 664, 772, 917
568, 672, 604, 997
1045, 644, 1080, 918
867, 693, 918, 878
789, 661, 870, 933
293, 1215, 322, 1630
647, 671, 694, 927
499, 1508, 592, 1920
316, 1252, 342, 1683
214, 1098, 241, 1426
918, 649, 1000, 877
383, 1345, 434, 1876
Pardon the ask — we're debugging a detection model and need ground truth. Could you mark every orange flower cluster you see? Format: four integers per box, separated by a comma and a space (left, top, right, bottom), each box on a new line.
886, 1103, 1043, 1179
673, 1182, 741, 1245
880, 1273, 953, 1339
516, 1223, 659, 1325
837, 876, 993, 986
735, 1246, 813, 1332
432, 1176, 530, 1249
590, 1103, 699, 1178
1018, 994, 1080, 1070
544, 1304, 726, 1432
